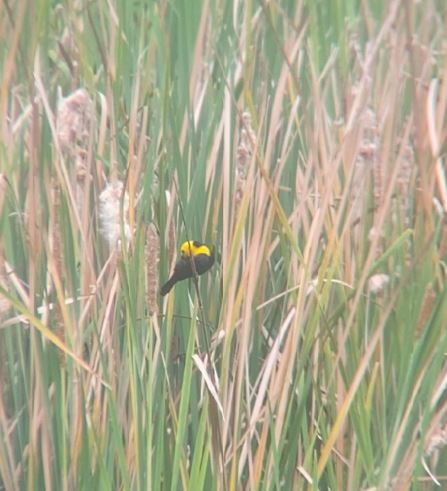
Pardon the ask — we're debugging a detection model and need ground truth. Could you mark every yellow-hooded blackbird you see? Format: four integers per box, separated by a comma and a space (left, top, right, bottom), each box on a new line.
160, 240, 214, 296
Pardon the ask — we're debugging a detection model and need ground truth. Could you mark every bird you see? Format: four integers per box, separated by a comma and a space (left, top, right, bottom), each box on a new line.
160, 240, 215, 296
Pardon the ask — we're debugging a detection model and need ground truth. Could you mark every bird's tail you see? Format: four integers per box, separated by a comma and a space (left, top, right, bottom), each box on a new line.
160, 276, 177, 296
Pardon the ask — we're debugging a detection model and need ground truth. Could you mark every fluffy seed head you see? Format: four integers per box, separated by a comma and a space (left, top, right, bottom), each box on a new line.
99, 180, 131, 250
56, 88, 92, 153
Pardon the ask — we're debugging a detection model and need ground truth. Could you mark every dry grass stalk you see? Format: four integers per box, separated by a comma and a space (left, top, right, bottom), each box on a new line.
355, 106, 376, 168
166, 197, 176, 268
356, 106, 381, 224
49, 178, 63, 285
439, 217, 447, 261
0, 172, 7, 224
396, 136, 414, 228
415, 283, 436, 339
46, 177, 66, 343
0, 247, 10, 316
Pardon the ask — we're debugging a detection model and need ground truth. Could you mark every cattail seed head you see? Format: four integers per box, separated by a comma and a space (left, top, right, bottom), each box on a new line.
146, 223, 160, 315
56, 88, 92, 154
367, 273, 390, 294
99, 180, 131, 250
234, 111, 256, 220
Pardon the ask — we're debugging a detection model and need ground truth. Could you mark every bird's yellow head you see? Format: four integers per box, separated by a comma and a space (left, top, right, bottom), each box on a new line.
180, 240, 212, 257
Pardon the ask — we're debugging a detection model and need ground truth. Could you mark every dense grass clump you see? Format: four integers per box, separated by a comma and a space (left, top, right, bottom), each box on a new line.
1, 1, 447, 489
